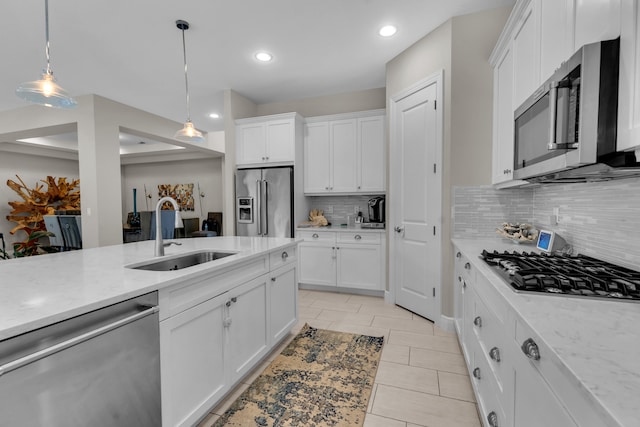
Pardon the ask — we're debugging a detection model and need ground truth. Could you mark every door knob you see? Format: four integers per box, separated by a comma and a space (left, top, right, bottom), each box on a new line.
394, 226, 404, 233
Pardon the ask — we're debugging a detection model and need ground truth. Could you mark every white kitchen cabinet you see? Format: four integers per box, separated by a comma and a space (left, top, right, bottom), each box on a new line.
236, 113, 302, 167
303, 110, 385, 195
298, 229, 385, 292
618, 0, 640, 152
491, 43, 517, 185
539, 0, 573, 81
573, 0, 621, 53
227, 275, 270, 383
160, 292, 229, 427
269, 263, 298, 343
512, 0, 540, 109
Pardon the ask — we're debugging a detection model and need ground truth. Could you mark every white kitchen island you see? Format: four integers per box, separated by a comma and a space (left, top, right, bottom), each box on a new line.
0, 236, 299, 427
452, 238, 640, 427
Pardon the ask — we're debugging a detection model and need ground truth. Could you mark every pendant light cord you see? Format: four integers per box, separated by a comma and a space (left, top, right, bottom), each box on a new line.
180, 26, 191, 123
44, 0, 52, 76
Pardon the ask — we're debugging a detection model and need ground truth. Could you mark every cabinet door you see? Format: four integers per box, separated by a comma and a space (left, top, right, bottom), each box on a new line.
337, 244, 382, 290
573, 0, 621, 52
304, 122, 331, 193
160, 292, 228, 427
227, 275, 270, 383
298, 242, 336, 286
266, 119, 295, 163
330, 119, 358, 192
492, 44, 516, 185
269, 264, 297, 343
618, 0, 640, 152
540, 0, 573, 81
358, 116, 385, 192
237, 123, 266, 165
512, 1, 540, 108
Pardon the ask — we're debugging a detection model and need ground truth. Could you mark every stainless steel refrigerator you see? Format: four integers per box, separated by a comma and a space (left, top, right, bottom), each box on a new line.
235, 166, 294, 237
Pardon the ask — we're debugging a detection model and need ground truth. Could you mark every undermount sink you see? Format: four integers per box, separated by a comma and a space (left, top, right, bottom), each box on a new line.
127, 250, 237, 272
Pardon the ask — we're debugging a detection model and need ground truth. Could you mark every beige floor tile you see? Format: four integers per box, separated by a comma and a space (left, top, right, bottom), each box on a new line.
381, 343, 410, 365
316, 309, 374, 325
347, 294, 387, 306
310, 299, 361, 312
410, 347, 468, 375
389, 330, 461, 354
293, 318, 333, 334
367, 383, 378, 413
328, 321, 390, 342
196, 412, 220, 427
434, 324, 457, 337
372, 316, 434, 335
211, 382, 250, 416
371, 384, 481, 427
298, 306, 322, 318
359, 303, 413, 320
363, 413, 406, 427
438, 371, 476, 403
374, 361, 439, 395
303, 290, 353, 303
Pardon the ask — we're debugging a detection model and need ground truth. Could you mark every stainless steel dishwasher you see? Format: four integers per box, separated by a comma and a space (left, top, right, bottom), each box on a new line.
0, 291, 160, 427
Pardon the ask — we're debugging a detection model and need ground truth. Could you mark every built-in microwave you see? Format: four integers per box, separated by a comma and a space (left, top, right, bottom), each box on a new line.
513, 38, 639, 183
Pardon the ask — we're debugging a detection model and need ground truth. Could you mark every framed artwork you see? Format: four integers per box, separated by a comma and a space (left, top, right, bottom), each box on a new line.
158, 184, 195, 211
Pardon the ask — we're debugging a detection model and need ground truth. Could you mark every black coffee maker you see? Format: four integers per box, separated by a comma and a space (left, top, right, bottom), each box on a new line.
368, 196, 385, 223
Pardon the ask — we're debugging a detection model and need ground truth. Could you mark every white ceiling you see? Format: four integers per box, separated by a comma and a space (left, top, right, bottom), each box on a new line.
1, 0, 514, 134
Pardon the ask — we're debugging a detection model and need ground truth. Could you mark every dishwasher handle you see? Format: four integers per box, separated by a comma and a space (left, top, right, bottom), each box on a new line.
0, 305, 159, 377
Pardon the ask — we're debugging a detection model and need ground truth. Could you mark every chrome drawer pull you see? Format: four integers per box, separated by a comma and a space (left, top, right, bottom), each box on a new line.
354, 234, 362, 240
456, 251, 461, 258
464, 262, 471, 270
473, 316, 482, 327
281, 251, 289, 260
487, 411, 498, 427
472, 367, 481, 380
489, 347, 501, 362
312, 233, 319, 238
463, 281, 467, 289
521, 338, 540, 360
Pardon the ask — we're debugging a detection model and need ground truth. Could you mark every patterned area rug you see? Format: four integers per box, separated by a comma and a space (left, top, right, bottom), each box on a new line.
213, 324, 384, 427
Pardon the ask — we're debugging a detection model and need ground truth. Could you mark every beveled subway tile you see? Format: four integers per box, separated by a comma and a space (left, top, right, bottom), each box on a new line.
316, 309, 374, 325
310, 299, 361, 312
371, 384, 481, 427
381, 343, 410, 365
363, 413, 406, 427
372, 316, 434, 335
374, 361, 439, 395
389, 330, 461, 354
410, 347, 468, 375
438, 371, 476, 403
358, 303, 413, 320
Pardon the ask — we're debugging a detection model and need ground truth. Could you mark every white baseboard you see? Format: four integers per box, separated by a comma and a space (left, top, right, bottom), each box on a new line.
437, 315, 455, 333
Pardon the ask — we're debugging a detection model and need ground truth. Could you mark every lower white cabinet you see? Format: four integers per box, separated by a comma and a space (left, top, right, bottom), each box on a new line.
160, 245, 298, 427
298, 229, 385, 292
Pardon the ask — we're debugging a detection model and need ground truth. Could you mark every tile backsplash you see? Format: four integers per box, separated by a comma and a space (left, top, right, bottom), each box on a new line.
306, 195, 379, 226
453, 177, 640, 269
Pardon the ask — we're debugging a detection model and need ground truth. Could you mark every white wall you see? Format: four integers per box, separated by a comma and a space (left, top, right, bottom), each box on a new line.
121, 157, 223, 227
0, 152, 79, 249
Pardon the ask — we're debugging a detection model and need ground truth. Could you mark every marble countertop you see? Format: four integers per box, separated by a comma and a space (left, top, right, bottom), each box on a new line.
452, 238, 640, 427
0, 236, 298, 341
296, 225, 385, 233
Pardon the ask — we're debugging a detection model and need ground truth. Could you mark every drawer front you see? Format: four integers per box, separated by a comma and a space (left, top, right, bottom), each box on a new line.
297, 230, 336, 243
472, 293, 508, 393
454, 249, 476, 284
469, 339, 507, 427
270, 245, 297, 270
337, 231, 380, 245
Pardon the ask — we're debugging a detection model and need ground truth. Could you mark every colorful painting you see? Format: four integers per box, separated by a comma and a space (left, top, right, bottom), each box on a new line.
158, 183, 195, 211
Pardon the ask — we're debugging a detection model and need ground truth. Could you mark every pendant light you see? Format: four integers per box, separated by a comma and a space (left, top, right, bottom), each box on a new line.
174, 20, 204, 143
16, 0, 77, 109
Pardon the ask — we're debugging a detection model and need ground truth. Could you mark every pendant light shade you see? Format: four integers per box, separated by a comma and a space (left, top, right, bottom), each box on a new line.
16, 0, 76, 109
174, 20, 204, 143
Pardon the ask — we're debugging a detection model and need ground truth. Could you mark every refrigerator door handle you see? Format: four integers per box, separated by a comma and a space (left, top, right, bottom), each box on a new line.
256, 180, 262, 235
263, 179, 269, 236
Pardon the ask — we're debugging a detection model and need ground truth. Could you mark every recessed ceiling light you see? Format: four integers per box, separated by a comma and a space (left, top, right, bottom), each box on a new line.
255, 51, 273, 62
208, 113, 220, 119
379, 25, 397, 37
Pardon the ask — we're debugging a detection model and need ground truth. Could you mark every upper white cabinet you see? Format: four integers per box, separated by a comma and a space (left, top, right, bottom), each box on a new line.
539, 0, 572, 81
491, 44, 517, 185
236, 113, 303, 168
512, 1, 540, 108
618, 0, 640, 152
303, 110, 385, 195
573, 0, 621, 53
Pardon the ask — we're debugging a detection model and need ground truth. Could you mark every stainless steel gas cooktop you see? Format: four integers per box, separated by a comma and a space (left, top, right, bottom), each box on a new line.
481, 250, 640, 302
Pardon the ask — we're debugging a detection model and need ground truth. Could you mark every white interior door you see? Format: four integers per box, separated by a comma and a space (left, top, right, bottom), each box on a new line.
389, 73, 442, 322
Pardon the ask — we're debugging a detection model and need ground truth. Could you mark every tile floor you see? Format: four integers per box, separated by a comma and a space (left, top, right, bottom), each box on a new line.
198, 289, 480, 427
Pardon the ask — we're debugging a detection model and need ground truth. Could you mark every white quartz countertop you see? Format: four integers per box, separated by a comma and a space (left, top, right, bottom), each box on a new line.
452, 238, 640, 427
0, 236, 298, 341
296, 225, 385, 233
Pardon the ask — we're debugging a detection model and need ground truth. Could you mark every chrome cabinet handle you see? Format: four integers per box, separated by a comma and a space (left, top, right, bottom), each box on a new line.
521, 338, 540, 360
463, 281, 467, 289
473, 316, 482, 327
271, 277, 276, 282
231, 297, 237, 303
456, 252, 461, 258
354, 235, 362, 240
464, 262, 471, 270
226, 300, 231, 307
458, 275, 462, 282
487, 411, 498, 427
312, 233, 319, 238
281, 251, 289, 260
489, 347, 501, 362
472, 367, 481, 380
